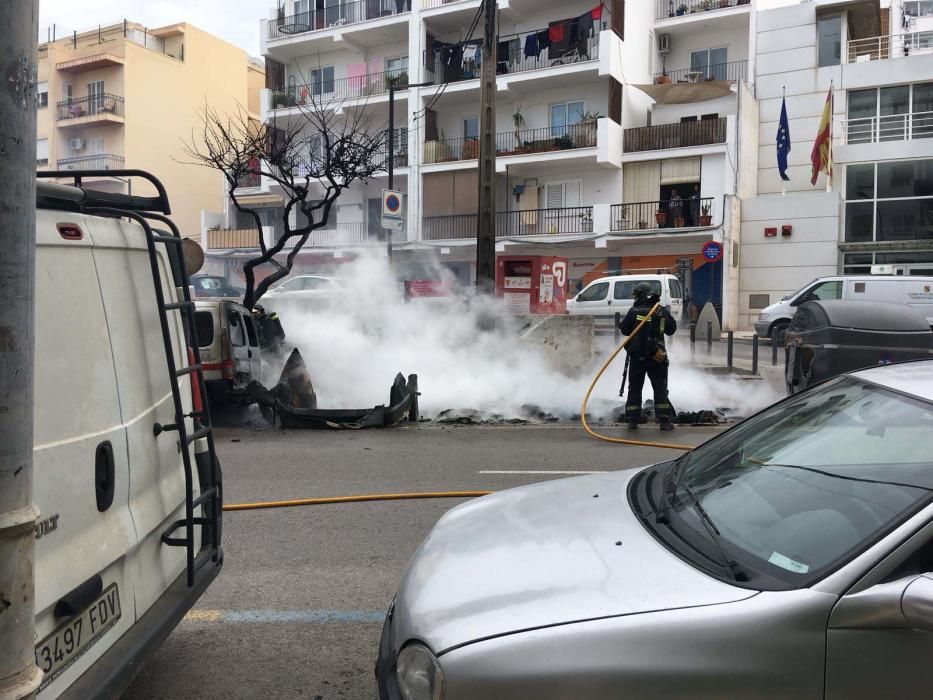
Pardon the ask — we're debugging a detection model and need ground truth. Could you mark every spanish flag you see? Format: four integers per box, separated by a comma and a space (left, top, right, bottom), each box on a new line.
810, 86, 833, 186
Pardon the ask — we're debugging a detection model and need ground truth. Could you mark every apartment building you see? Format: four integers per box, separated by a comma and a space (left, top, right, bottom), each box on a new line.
740, 0, 933, 330
37, 20, 265, 237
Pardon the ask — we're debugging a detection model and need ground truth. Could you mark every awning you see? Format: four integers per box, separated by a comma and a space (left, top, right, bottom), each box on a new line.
236, 193, 283, 206
632, 80, 735, 105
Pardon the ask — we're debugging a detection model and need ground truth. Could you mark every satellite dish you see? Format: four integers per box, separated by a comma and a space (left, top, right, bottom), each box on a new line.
181, 238, 205, 276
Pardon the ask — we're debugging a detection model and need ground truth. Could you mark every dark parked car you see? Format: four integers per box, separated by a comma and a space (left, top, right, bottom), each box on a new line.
785, 299, 933, 394
192, 275, 243, 299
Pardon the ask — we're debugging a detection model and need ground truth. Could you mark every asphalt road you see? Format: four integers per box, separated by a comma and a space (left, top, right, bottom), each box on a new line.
124, 422, 723, 700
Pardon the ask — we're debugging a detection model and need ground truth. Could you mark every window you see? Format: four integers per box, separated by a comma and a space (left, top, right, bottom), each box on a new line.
195, 311, 215, 347
670, 279, 684, 300
36, 138, 49, 166
87, 80, 105, 114
905, 1, 933, 17
577, 281, 609, 302
550, 100, 584, 136
690, 47, 728, 80
463, 117, 478, 140
805, 280, 843, 301
227, 312, 246, 346
614, 279, 662, 300
36, 81, 48, 109
845, 159, 933, 245
245, 317, 259, 347
545, 180, 581, 209
817, 15, 842, 67
386, 56, 408, 76
311, 66, 335, 96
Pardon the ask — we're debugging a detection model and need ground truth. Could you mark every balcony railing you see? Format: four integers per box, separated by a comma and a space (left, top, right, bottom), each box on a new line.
56, 93, 124, 120
653, 60, 747, 84
56, 153, 125, 170
843, 111, 933, 144
272, 68, 408, 109
610, 197, 714, 232
847, 31, 933, 63
268, 0, 410, 41
208, 223, 404, 250
207, 228, 260, 249
422, 207, 593, 240
623, 117, 727, 153
425, 10, 608, 86
657, 0, 751, 19
424, 123, 598, 164
423, 0, 474, 7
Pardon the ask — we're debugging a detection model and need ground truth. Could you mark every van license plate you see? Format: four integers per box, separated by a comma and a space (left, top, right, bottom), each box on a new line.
35, 583, 121, 689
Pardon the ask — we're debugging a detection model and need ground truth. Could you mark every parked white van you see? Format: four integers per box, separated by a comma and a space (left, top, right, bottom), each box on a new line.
567, 274, 684, 320
33, 174, 222, 698
756, 275, 933, 343
195, 299, 262, 404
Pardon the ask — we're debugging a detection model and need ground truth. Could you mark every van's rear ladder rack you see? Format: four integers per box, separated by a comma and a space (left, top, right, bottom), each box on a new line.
38, 170, 222, 587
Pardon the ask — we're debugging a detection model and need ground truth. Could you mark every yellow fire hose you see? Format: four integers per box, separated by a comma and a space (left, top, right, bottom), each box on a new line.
223, 305, 691, 513
223, 491, 493, 512
580, 302, 693, 451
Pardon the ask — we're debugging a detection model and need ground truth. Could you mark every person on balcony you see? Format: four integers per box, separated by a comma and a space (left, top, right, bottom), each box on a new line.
667, 189, 683, 228
688, 185, 701, 227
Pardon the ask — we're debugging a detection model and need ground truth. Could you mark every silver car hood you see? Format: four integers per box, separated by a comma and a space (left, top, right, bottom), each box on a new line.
394, 469, 756, 655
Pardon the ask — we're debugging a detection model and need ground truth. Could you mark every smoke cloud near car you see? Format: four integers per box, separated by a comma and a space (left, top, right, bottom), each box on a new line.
268, 252, 780, 421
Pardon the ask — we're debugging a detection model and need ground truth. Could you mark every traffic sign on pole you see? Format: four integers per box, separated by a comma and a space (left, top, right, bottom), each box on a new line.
382, 189, 404, 231
701, 240, 723, 263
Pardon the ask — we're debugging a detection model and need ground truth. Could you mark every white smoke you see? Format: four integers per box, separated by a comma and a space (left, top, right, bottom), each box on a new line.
268, 252, 780, 420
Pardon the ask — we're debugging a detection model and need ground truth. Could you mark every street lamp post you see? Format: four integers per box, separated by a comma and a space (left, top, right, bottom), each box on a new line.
387, 78, 434, 260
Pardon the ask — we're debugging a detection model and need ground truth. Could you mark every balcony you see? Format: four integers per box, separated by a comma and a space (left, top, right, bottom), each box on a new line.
610, 197, 714, 233
56, 94, 125, 126
267, 1, 409, 41
622, 117, 727, 153
207, 223, 403, 250
422, 207, 593, 241
843, 112, 933, 144
57, 153, 125, 171
653, 60, 747, 85
207, 228, 259, 250
847, 31, 933, 63
425, 12, 606, 87
656, 0, 751, 21
271, 68, 407, 110
423, 124, 597, 165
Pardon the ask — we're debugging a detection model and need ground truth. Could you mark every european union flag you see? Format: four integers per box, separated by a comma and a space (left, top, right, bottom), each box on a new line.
776, 97, 791, 182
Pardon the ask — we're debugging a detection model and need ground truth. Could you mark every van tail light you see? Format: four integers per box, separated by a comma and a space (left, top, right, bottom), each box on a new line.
221, 359, 235, 381
187, 347, 204, 415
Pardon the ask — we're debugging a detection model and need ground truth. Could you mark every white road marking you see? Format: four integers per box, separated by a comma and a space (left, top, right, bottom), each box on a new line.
478, 470, 609, 475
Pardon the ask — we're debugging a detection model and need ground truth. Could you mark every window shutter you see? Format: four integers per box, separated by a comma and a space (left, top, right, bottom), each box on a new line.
660, 157, 701, 185
36, 138, 49, 162
546, 183, 564, 209
564, 180, 581, 207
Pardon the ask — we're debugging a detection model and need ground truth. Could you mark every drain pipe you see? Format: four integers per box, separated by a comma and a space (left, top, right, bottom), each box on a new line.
0, 2, 43, 698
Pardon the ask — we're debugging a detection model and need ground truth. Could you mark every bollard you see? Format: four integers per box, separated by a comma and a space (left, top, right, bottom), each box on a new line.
727, 331, 734, 369
706, 320, 713, 354
752, 335, 759, 375
614, 312, 621, 342
690, 322, 696, 357
772, 335, 779, 366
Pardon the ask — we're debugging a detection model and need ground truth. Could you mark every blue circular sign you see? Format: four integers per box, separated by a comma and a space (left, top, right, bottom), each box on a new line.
385, 194, 401, 212
702, 241, 723, 263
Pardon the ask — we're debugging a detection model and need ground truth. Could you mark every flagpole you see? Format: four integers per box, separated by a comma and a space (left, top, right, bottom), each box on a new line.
826, 79, 834, 193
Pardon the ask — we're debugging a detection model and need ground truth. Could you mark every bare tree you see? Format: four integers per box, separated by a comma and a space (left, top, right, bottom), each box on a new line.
186, 95, 388, 309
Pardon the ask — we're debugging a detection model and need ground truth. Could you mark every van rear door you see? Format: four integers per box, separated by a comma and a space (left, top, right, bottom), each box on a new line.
224, 304, 252, 387
86, 216, 193, 618
33, 211, 137, 696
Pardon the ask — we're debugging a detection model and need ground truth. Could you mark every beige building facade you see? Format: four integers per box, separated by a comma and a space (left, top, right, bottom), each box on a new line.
37, 20, 264, 237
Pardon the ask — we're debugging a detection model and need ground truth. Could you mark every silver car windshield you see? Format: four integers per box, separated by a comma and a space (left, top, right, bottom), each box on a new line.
672, 376, 933, 586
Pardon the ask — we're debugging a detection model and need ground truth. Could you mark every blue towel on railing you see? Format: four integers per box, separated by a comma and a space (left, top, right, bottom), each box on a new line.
524, 32, 538, 58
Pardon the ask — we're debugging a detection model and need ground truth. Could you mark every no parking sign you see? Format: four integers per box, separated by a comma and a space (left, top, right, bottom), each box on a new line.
701, 240, 723, 263
382, 189, 404, 230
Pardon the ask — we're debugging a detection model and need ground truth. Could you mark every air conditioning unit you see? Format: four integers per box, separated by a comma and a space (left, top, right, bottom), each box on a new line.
658, 34, 672, 54
69, 137, 85, 151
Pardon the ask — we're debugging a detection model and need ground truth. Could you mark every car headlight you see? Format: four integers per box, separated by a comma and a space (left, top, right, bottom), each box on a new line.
758, 312, 768, 321
397, 643, 445, 700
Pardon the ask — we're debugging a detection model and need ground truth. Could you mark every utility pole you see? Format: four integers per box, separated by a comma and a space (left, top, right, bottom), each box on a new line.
0, 3, 42, 699
475, 0, 497, 293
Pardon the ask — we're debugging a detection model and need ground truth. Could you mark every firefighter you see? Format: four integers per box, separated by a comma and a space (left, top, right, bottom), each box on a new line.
619, 282, 677, 431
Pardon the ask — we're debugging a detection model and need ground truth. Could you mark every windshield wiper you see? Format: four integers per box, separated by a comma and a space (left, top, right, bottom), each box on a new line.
681, 485, 748, 583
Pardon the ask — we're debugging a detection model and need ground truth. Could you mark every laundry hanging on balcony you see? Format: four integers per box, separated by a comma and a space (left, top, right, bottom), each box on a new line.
632, 80, 736, 105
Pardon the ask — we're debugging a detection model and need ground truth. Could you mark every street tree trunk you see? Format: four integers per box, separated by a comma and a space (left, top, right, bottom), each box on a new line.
0, 2, 42, 698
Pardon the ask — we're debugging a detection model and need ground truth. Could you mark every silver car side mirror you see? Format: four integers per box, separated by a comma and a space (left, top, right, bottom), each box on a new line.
902, 576, 933, 633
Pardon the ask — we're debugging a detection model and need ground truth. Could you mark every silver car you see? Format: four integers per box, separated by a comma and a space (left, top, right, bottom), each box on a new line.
377, 361, 933, 700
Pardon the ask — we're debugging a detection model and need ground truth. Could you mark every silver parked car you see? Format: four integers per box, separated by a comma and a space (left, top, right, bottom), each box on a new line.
377, 361, 933, 700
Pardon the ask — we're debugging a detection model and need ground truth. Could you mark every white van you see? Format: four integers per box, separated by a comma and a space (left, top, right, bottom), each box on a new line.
33, 175, 222, 697
756, 275, 933, 343
195, 299, 262, 404
567, 274, 684, 320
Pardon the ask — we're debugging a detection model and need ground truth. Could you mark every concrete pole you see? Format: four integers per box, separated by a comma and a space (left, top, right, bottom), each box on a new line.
475, 0, 497, 293
0, 3, 42, 699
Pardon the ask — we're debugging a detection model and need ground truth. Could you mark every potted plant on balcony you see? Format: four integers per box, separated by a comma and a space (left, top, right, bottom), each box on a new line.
513, 105, 526, 152
719, 0, 732, 7
655, 208, 668, 226
579, 110, 601, 146
699, 202, 712, 226
701, 0, 714, 10
655, 72, 671, 85
676, 3, 687, 16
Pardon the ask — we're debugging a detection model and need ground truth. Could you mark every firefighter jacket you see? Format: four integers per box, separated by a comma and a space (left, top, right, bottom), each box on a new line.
619, 303, 677, 362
